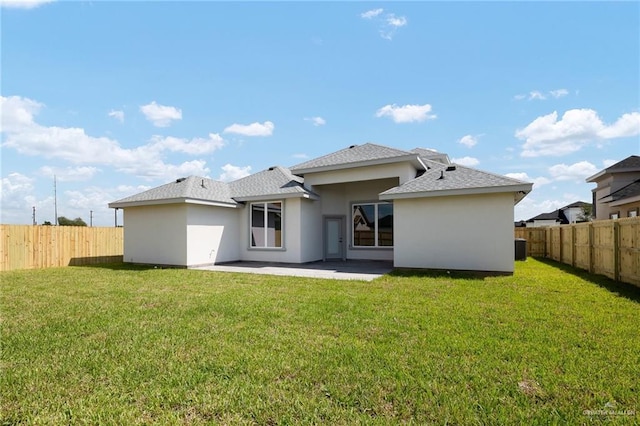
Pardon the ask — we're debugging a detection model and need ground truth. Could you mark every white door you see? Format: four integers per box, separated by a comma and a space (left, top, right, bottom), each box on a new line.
324, 217, 344, 260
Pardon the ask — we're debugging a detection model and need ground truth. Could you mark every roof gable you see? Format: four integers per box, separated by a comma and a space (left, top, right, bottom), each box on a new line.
229, 166, 315, 201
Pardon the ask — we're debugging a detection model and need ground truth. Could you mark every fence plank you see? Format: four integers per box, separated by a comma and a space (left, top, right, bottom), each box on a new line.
515, 217, 639, 287
0, 225, 123, 271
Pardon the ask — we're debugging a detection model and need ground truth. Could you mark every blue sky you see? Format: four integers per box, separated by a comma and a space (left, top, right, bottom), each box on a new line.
1, 1, 639, 226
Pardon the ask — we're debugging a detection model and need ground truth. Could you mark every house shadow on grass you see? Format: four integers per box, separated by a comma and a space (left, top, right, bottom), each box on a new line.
535, 257, 640, 304
388, 268, 489, 281
69, 261, 159, 271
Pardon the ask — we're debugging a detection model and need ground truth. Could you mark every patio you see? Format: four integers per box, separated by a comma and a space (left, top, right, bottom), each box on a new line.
193, 260, 394, 281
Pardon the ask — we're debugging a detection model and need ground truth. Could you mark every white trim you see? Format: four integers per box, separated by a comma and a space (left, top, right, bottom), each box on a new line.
108, 197, 238, 209
249, 200, 284, 249
610, 193, 640, 207
379, 184, 532, 201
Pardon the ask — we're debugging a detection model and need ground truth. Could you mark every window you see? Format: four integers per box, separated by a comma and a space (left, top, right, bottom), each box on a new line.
629, 209, 638, 218
251, 202, 282, 248
610, 212, 619, 220
352, 202, 393, 247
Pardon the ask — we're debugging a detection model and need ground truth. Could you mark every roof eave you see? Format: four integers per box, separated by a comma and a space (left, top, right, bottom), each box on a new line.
610, 194, 640, 207
379, 184, 533, 201
108, 197, 239, 209
233, 192, 319, 202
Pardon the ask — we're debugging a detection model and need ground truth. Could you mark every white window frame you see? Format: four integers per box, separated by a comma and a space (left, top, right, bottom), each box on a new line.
249, 201, 283, 249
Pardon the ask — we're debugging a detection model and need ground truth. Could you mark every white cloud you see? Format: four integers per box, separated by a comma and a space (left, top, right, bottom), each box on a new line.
361, 8, 407, 40
528, 91, 546, 101
223, 121, 274, 137
514, 88, 570, 101
139, 101, 182, 127
0, 173, 35, 209
505, 172, 551, 188
386, 14, 407, 27
0, 95, 213, 180
452, 156, 479, 167
0, 0, 53, 9
549, 89, 569, 98
603, 159, 617, 168
39, 166, 101, 182
516, 109, 640, 157
548, 161, 598, 182
361, 8, 383, 19
218, 164, 252, 182
376, 103, 436, 123
458, 134, 478, 148
108, 110, 124, 123
305, 116, 326, 126
149, 133, 225, 155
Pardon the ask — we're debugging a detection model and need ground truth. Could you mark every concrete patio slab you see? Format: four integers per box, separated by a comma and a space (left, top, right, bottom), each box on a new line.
193, 260, 394, 281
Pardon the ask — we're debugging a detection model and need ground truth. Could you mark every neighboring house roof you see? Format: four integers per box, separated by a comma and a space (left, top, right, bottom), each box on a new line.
525, 201, 590, 223
290, 143, 424, 174
379, 163, 531, 202
586, 155, 640, 182
109, 176, 237, 208
229, 166, 317, 202
600, 178, 640, 205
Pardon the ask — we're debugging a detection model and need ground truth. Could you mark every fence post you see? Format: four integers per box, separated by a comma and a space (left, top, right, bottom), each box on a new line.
588, 223, 594, 274
613, 221, 620, 282
571, 225, 576, 268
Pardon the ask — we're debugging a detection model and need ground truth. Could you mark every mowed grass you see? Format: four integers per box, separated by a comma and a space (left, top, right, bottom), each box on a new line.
1, 259, 639, 425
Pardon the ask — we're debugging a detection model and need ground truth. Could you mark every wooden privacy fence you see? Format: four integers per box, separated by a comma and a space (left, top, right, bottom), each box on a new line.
515, 217, 640, 287
0, 225, 123, 272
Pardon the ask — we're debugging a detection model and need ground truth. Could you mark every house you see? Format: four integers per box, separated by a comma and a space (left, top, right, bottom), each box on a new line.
586, 155, 640, 219
109, 143, 532, 273
525, 201, 591, 227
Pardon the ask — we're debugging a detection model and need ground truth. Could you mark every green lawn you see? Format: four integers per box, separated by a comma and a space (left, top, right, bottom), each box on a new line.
1, 259, 638, 425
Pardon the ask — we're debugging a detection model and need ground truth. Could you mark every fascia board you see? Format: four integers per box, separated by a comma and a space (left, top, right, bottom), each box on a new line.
108, 198, 239, 209
379, 184, 533, 201
232, 192, 318, 203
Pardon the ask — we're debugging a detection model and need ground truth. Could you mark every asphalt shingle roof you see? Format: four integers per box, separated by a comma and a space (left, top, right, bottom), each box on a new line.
229, 166, 313, 199
605, 155, 640, 172
290, 143, 415, 172
606, 178, 640, 202
110, 176, 236, 206
381, 164, 530, 196
111, 143, 531, 207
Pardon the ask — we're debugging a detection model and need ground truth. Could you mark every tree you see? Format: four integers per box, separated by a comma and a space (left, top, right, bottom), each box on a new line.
58, 216, 88, 226
576, 205, 593, 222
42, 221, 52, 226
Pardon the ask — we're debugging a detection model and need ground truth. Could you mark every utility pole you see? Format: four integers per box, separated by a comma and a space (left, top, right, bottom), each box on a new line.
114, 208, 118, 227
90, 210, 93, 227
53, 175, 58, 225
32, 206, 36, 225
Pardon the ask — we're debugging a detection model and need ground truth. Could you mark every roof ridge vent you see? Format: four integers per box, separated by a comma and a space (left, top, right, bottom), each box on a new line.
176, 177, 187, 183
349, 144, 357, 149
268, 166, 277, 171
446, 165, 456, 171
